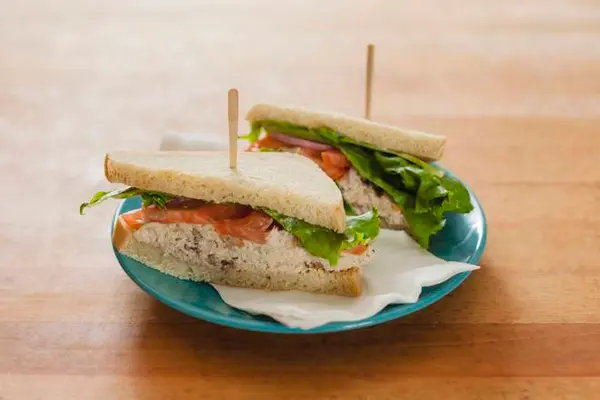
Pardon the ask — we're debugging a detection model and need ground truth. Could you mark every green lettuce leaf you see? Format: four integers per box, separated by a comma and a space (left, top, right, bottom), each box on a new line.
339, 145, 473, 247
336, 144, 413, 207
342, 209, 381, 250
258, 147, 277, 153
79, 187, 172, 215
243, 120, 474, 248
241, 120, 328, 144
263, 208, 380, 266
374, 152, 447, 212
238, 122, 263, 144
343, 199, 357, 215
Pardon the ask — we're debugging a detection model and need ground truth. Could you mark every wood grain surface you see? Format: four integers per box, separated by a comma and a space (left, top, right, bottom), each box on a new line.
1, 1, 600, 399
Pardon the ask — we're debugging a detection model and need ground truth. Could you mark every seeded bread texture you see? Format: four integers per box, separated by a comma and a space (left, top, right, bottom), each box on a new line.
246, 103, 446, 160
105, 150, 346, 233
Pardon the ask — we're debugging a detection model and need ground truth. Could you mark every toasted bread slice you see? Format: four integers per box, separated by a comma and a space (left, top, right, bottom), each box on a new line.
246, 103, 446, 160
105, 150, 345, 233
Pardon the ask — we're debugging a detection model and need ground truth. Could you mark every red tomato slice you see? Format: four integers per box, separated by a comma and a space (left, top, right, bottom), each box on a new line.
213, 211, 273, 244
321, 150, 350, 168
294, 148, 348, 180
319, 149, 350, 180
121, 210, 144, 230
299, 147, 322, 160
121, 205, 272, 245
255, 135, 288, 149
320, 164, 347, 180
142, 204, 250, 225
141, 206, 168, 223
186, 204, 251, 222
345, 244, 368, 255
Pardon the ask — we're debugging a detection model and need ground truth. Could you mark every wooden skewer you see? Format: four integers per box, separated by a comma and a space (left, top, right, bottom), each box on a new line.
365, 44, 375, 120
228, 88, 239, 169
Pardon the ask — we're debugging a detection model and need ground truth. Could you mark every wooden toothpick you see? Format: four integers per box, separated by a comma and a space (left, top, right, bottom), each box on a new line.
228, 88, 239, 169
365, 44, 375, 120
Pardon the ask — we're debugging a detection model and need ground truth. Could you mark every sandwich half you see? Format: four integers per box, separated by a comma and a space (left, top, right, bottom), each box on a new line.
244, 104, 473, 249
80, 151, 380, 297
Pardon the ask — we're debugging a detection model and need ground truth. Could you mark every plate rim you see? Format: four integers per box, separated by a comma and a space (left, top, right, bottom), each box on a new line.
111, 165, 487, 334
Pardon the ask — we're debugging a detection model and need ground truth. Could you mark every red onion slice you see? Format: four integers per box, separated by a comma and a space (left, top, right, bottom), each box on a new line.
165, 198, 207, 209
269, 132, 333, 151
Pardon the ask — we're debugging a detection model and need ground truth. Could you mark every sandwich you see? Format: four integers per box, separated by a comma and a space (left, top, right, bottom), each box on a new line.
243, 104, 473, 248
80, 151, 380, 297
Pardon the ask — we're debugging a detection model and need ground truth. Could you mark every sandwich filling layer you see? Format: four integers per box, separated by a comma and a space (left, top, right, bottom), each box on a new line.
338, 169, 408, 230
273, 146, 407, 230
81, 188, 380, 266
243, 121, 473, 248
119, 223, 365, 297
132, 222, 372, 272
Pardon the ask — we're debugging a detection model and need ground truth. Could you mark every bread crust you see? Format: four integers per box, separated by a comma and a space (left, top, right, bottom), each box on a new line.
112, 215, 134, 251
104, 150, 346, 233
246, 103, 446, 160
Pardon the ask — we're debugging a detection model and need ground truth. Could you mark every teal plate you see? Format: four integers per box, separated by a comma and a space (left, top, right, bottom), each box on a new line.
111, 166, 486, 334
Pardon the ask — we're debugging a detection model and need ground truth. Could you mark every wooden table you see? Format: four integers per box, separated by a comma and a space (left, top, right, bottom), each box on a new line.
2, 1, 599, 399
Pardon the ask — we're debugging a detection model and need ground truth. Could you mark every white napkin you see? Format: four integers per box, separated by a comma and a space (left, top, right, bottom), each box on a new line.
159, 133, 479, 329
213, 230, 478, 329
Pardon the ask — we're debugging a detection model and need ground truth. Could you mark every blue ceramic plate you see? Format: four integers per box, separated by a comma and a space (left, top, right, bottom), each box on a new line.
111, 166, 486, 333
